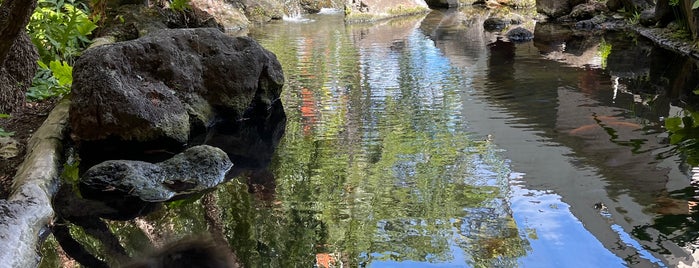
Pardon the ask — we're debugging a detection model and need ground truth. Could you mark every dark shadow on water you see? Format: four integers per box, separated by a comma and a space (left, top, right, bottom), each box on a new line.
51, 101, 286, 267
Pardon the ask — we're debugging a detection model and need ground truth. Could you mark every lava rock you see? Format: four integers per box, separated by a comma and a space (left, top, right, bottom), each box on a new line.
507, 27, 534, 42
484, 17, 508, 32
70, 28, 284, 156
80, 145, 233, 202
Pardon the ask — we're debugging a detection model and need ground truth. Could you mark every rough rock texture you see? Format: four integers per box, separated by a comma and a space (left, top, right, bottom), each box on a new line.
483, 17, 508, 31
618, 0, 654, 12
231, 0, 284, 23
0, 99, 69, 268
569, 2, 607, 21
345, 0, 430, 23
536, 0, 586, 18
80, 145, 233, 202
507, 27, 534, 41
0, 32, 38, 114
191, 0, 250, 31
0, 137, 19, 159
70, 28, 284, 154
95, 4, 223, 42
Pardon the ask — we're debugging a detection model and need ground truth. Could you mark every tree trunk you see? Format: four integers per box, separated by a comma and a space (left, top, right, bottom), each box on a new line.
0, 0, 37, 65
0, 0, 38, 114
680, 0, 699, 41
0, 31, 38, 114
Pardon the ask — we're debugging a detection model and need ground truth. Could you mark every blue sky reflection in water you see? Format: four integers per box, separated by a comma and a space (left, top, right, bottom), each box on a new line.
33, 7, 699, 268
243, 8, 692, 267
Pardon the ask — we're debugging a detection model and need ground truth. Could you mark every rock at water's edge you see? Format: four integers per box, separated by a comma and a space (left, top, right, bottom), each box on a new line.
70, 28, 284, 154
80, 145, 233, 202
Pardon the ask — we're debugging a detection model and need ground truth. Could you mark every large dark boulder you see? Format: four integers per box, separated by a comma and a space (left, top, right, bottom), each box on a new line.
70, 28, 284, 161
569, 2, 607, 21
536, 0, 586, 18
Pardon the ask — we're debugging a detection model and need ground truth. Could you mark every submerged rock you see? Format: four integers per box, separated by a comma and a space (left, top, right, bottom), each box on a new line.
80, 145, 233, 202
507, 27, 534, 42
483, 17, 508, 32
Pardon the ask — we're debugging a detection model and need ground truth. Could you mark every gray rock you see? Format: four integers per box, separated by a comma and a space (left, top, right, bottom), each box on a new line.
484, 17, 508, 32
80, 145, 233, 202
0, 137, 19, 159
345, 0, 429, 23
70, 28, 284, 147
536, 0, 586, 18
507, 27, 534, 42
569, 2, 607, 21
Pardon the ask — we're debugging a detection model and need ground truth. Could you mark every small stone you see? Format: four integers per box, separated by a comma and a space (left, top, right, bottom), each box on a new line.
0, 137, 19, 159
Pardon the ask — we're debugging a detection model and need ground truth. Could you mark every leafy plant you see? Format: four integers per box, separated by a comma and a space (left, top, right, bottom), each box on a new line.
27, 61, 73, 101
665, 110, 699, 166
0, 114, 14, 137
27, 0, 97, 64
694, 0, 699, 9
598, 38, 612, 69
26, 0, 97, 100
169, 0, 191, 11
627, 11, 641, 25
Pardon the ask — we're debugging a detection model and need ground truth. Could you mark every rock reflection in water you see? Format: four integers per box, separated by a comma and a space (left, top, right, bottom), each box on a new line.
46, 103, 285, 267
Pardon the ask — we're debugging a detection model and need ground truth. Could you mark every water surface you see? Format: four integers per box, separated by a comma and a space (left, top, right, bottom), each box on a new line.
40, 7, 699, 268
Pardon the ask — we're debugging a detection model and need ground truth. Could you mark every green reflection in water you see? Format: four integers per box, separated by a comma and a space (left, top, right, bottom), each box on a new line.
241, 13, 529, 267
39, 13, 528, 268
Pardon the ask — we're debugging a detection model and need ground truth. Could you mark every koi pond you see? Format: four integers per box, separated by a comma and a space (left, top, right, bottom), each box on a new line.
41, 7, 699, 268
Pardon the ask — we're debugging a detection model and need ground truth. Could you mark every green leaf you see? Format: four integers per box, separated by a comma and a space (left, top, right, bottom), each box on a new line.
49, 60, 72, 87
669, 133, 686, 145
693, 0, 699, 9
0, 114, 10, 119
0, 126, 11, 137
665, 117, 684, 132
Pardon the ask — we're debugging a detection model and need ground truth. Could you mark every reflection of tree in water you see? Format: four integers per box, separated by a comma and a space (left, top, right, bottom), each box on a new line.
632, 185, 699, 254
262, 88, 528, 267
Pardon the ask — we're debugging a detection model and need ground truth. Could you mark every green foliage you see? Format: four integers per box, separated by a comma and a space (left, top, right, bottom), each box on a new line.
694, 0, 699, 9
665, 110, 699, 166
27, 0, 97, 64
27, 61, 72, 101
670, 0, 680, 6
170, 0, 191, 11
598, 38, 612, 69
627, 11, 641, 25
26, 0, 97, 100
0, 114, 13, 137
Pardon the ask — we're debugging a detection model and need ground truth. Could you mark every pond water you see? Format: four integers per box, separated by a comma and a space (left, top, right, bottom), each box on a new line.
41, 7, 699, 268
